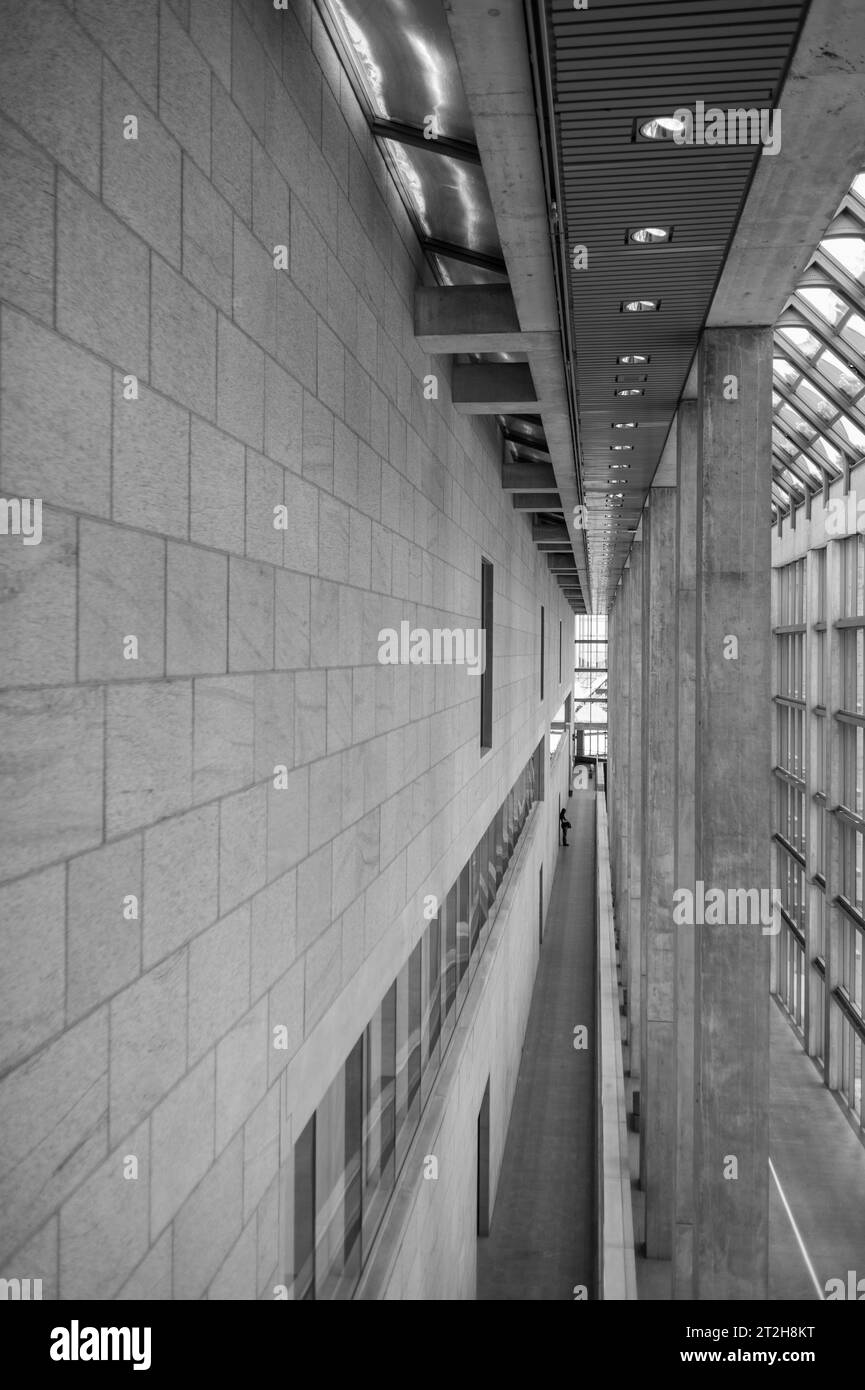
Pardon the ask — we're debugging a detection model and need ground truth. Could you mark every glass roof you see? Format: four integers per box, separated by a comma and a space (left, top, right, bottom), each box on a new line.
319, 0, 504, 287
771, 172, 865, 522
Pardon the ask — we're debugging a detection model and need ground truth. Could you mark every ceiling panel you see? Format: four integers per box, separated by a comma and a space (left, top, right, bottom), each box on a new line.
545, 0, 811, 607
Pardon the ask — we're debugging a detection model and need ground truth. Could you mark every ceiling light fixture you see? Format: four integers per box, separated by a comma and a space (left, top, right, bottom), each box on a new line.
611, 445, 633, 451
638, 116, 687, 141
628, 226, 671, 245
612, 422, 637, 429
622, 299, 659, 312
619, 354, 650, 365
615, 388, 643, 397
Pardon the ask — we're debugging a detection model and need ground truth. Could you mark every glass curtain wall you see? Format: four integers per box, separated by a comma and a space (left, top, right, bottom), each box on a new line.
771, 165, 865, 1143
574, 614, 608, 759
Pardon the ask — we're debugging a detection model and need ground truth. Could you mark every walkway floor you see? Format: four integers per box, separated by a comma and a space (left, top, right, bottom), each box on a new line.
632, 995, 865, 1298
476, 788, 596, 1300
768, 997, 865, 1299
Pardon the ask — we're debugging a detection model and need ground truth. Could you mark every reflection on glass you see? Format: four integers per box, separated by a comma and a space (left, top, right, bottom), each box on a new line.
773, 357, 798, 386
442, 883, 457, 1045
822, 236, 865, 282
421, 911, 441, 1108
816, 348, 863, 399
315, 1038, 363, 1300
778, 325, 821, 359
294, 1114, 315, 1300
363, 985, 395, 1252
798, 285, 847, 327
395, 942, 422, 1169
456, 862, 470, 1009
469, 840, 485, 965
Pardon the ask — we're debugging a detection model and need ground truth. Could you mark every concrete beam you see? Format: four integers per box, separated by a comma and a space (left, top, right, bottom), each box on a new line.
709, 0, 865, 326
451, 362, 542, 415
444, 0, 590, 606
415, 285, 551, 354
531, 522, 569, 544
501, 462, 558, 492
511, 493, 561, 512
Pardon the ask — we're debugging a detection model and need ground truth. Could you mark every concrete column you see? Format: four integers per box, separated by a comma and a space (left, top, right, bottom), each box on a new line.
673, 402, 698, 1296
618, 573, 632, 1002
692, 327, 773, 1299
627, 542, 643, 1087
639, 488, 678, 1259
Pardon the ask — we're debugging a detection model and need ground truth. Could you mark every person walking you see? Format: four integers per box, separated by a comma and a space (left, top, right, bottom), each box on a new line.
559, 806, 572, 846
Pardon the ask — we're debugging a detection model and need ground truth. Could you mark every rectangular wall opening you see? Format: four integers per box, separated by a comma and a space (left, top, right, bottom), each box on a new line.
477, 1078, 491, 1237
480, 558, 494, 751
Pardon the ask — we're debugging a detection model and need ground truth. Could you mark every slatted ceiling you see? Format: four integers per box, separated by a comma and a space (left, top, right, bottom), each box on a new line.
544, 0, 809, 609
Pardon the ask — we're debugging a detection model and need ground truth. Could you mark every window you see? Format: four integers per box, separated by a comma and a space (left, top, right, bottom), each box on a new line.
293, 1115, 315, 1300
363, 986, 396, 1252
575, 614, 608, 760
540, 605, 545, 702
314, 1038, 363, 1299
395, 943, 422, 1170
480, 559, 494, 750
559, 618, 562, 685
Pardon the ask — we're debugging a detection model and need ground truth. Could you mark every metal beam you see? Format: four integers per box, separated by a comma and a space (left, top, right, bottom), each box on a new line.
452, 363, 542, 415
371, 118, 481, 165
420, 238, 507, 275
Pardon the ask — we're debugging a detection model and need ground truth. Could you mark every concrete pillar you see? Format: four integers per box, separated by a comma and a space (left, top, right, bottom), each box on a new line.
627, 542, 643, 1086
692, 326, 773, 1299
673, 402, 698, 1296
618, 573, 632, 997
608, 598, 618, 884
639, 488, 678, 1259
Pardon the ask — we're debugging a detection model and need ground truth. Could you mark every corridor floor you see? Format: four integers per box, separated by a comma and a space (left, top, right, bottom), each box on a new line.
633, 993, 865, 1299
768, 997, 865, 1299
476, 788, 596, 1300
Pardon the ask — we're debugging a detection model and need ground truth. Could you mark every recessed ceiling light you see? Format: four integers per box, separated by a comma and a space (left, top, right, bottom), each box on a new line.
611, 445, 633, 451
615, 388, 643, 397
638, 116, 687, 141
612, 422, 637, 429
622, 299, 659, 312
610, 463, 630, 469
628, 226, 671, 245
619, 354, 650, 365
